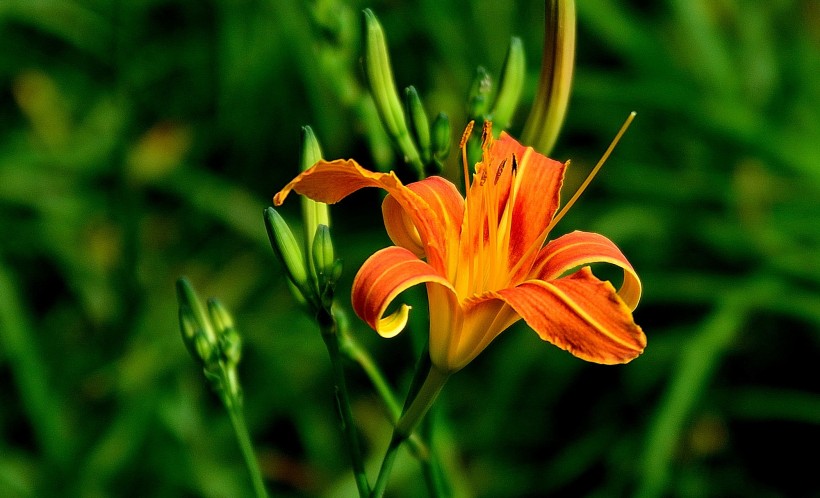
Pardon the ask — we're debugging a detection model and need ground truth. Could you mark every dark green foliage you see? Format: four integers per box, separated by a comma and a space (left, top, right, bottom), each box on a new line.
0, 1, 818, 497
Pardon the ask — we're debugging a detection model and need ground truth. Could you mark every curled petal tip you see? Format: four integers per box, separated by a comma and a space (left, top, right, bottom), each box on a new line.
376, 304, 412, 338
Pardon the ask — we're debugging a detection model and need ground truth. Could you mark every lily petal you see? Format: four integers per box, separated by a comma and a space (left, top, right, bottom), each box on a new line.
494, 132, 566, 272
382, 176, 464, 260
531, 230, 642, 310
274, 159, 451, 270
448, 297, 520, 371
497, 267, 645, 364
352, 246, 454, 338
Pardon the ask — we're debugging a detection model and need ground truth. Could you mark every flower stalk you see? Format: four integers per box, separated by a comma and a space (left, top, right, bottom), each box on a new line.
175, 278, 268, 498
370, 344, 449, 498
317, 307, 371, 497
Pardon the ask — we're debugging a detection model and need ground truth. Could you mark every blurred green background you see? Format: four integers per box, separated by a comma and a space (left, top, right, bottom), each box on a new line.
1, 0, 819, 496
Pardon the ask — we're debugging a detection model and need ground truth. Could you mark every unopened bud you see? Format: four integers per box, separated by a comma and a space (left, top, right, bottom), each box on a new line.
178, 306, 201, 360
521, 0, 576, 155
207, 297, 234, 334
176, 277, 216, 344
490, 37, 526, 131
361, 8, 423, 173
220, 327, 242, 368
430, 112, 451, 164
264, 207, 310, 298
405, 86, 431, 164
300, 126, 330, 255
467, 66, 492, 120
311, 224, 336, 282
194, 332, 216, 366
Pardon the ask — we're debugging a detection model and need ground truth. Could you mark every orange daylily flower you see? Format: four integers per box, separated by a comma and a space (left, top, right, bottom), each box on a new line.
274, 124, 645, 373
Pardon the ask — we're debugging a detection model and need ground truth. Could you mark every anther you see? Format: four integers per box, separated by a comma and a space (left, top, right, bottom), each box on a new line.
494, 159, 506, 185
481, 121, 492, 147
459, 121, 475, 150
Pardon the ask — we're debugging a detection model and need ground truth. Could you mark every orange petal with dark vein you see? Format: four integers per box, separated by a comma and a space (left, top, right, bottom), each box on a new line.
273, 159, 405, 206
351, 246, 453, 338
494, 132, 566, 268
497, 267, 645, 364
274, 159, 451, 271
531, 230, 642, 310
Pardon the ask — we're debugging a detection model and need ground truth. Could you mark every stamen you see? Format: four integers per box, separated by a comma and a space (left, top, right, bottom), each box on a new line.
494, 159, 506, 185
459, 120, 475, 149
506, 112, 637, 280
479, 168, 488, 186
547, 111, 636, 231
511, 153, 518, 175
460, 121, 475, 193
481, 120, 492, 148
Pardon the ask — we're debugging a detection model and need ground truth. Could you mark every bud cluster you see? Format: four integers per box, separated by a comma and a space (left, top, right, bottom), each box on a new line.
264, 126, 342, 314
176, 278, 243, 405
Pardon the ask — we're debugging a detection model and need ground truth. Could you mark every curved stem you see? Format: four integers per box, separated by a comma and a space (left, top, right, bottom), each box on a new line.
372, 362, 450, 498
396, 366, 449, 438
226, 403, 269, 498
371, 431, 404, 498
338, 331, 429, 459
420, 409, 447, 498
318, 309, 371, 497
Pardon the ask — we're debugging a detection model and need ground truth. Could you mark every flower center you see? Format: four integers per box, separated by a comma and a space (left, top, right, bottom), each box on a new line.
451, 113, 637, 301
453, 122, 520, 299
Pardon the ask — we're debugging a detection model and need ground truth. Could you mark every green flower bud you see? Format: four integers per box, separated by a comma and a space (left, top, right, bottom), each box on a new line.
194, 332, 216, 367
330, 259, 343, 284
311, 224, 336, 283
430, 112, 451, 163
361, 8, 423, 173
220, 327, 242, 369
207, 298, 242, 369
312, 224, 342, 308
467, 66, 492, 120
263, 207, 310, 299
521, 0, 576, 155
300, 125, 324, 172
300, 126, 330, 258
490, 37, 526, 131
207, 297, 235, 334
176, 277, 216, 344
405, 86, 431, 164
178, 305, 201, 360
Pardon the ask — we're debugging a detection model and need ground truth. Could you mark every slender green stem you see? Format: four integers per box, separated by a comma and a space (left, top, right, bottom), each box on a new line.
318, 309, 371, 497
396, 367, 449, 438
371, 432, 404, 498
371, 356, 450, 498
338, 331, 429, 459
225, 401, 269, 498
338, 333, 400, 416
420, 411, 447, 498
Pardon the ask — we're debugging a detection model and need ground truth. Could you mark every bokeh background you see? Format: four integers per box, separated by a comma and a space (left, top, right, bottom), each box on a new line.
1, 0, 819, 496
